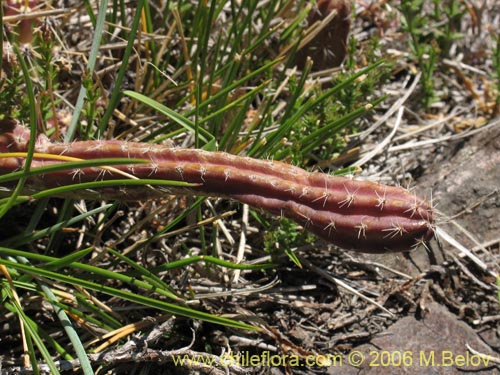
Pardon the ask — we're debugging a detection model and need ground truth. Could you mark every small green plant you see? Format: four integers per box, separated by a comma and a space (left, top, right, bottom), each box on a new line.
0, 53, 25, 120
400, 0, 466, 108
400, 0, 440, 107
432, 0, 466, 58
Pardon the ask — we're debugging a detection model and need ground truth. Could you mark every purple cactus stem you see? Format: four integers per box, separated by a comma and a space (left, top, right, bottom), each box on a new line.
0, 121, 434, 253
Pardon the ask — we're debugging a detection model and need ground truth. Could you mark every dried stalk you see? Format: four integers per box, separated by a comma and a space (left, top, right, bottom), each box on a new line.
0, 121, 434, 253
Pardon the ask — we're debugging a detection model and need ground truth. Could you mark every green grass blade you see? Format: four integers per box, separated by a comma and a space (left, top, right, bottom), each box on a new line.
5, 179, 197, 204
150, 255, 275, 273
4, 288, 60, 374
0, 258, 259, 331
0, 246, 185, 303
65, 0, 109, 141
297, 97, 385, 156
106, 247, 181, 301
24, 328, 42, 375
49, 298, 115, 332
74, 291, 122, 329
40, 283, 94, 375
251, 60, 386, 158
123, 196, 207, 255
45, 248, 94, 270
199, 79, 271, 125
191, 56, 284, 115
98, 0, 146, 136
1, 204, 114, 247
0, 157, 149, 185
124, 90, 216, 149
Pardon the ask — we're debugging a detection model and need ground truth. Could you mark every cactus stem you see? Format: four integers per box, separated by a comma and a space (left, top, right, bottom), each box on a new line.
0, 123, 435, 253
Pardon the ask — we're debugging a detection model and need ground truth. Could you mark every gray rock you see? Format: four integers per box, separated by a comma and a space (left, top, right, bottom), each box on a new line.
326, 302, 498, 374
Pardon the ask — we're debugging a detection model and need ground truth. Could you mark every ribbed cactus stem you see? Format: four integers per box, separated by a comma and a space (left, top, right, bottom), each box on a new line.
0, 122, 434, 253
